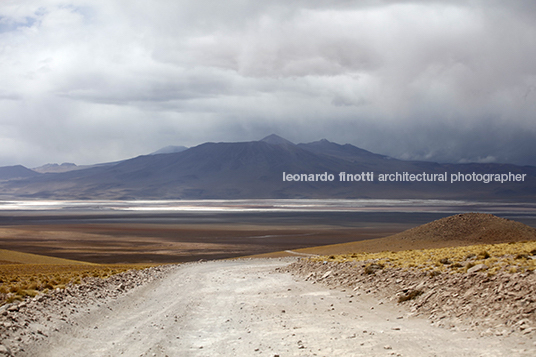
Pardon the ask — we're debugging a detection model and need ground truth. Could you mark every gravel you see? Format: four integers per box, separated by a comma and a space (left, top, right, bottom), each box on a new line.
1, 258, 535, 356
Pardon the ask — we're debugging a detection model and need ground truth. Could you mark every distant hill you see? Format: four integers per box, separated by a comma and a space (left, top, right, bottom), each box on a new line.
150, 145, 188, 155
31, 145, 190, 174
33, 160, 128, 174
261, 134, 295, 147
0, 135, 534, 200
0, 165, 40, 181
33, 162, 79, 174
386, 213, 536, 245
286, 213, 536, 256
298, 139, 389, 163
0, 248, 94, 265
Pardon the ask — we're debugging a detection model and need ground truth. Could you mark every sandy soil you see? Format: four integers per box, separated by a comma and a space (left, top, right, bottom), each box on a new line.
14, 259, 534, 357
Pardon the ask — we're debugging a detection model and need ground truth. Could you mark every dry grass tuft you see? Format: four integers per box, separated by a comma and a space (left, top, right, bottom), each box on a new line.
311, 240, 536, 275
0, 263, 153, 305
364, 263, 384, 275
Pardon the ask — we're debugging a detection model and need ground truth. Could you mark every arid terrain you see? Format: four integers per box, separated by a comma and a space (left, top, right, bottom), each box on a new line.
1, 258, 534, 357
1, 213, 535, 356
0, 210, 432, 263
266, 212, 536, 257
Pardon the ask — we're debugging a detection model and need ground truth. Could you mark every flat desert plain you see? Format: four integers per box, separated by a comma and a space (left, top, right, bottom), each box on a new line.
0, 211, 453, 264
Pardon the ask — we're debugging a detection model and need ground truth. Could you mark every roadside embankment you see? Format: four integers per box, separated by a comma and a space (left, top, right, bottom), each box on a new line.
285, 255, 536, 338
0, 264, 176, 356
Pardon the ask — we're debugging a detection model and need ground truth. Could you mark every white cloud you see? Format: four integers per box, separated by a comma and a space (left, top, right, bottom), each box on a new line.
1, 0, 536, 167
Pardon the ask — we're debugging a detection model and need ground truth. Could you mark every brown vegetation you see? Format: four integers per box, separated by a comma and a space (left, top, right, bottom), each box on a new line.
0, 249, 155, 305
311, 241, 536, 275
0, 263, 153, 305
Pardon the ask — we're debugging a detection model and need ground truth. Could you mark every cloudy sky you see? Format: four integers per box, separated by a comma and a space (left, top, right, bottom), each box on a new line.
1, 0, 535, 168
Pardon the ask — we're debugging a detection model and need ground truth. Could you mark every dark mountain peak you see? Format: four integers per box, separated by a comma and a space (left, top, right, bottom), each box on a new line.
260, 134, 294, 146
0, 165, 40, 180
297, 139, 391, 164
33, 162, 80, 174
304, 138, 337, 146
2, 136, 535, 200
305, 138, 338, 147
305, 138, 363, 150
150, 145, 189, 155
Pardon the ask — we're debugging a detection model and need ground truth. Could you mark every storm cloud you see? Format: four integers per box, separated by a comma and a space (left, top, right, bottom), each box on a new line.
1, 0, 535, 167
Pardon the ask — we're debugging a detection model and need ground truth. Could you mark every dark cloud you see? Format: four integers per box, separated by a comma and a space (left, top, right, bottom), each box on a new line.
0, 1, 535, 168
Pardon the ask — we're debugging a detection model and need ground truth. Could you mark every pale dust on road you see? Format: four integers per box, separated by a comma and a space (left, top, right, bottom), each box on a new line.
22, 259, 534, 357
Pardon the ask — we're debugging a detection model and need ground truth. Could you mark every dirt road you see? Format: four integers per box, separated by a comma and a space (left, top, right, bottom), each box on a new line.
20, 259, 534, 357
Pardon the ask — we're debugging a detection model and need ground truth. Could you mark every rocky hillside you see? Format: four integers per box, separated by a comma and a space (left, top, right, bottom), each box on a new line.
284, 214, 536, 338
388, 213, 536, 245
291, 213, 536, 256
285, 258, 536, 337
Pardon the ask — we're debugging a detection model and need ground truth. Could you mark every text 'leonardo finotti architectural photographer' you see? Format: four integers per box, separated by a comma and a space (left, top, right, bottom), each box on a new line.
282, 172, 527, 184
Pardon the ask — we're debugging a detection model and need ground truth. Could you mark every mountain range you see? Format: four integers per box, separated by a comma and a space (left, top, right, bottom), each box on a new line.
0, 134, 534, 200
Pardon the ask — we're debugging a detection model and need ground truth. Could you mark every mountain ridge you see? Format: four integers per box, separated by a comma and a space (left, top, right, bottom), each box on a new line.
0, 135, 534, 200
0, 165, 40, 181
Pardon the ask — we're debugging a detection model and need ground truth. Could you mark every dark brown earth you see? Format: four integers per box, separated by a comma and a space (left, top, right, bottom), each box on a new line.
0, 222, 409, 264
3, 212, 536, 264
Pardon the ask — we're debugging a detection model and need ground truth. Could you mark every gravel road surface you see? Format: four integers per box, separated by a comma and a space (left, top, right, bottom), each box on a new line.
18, 259, 534, 357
